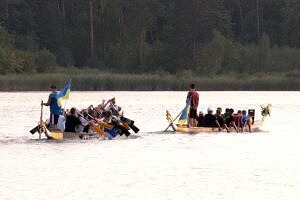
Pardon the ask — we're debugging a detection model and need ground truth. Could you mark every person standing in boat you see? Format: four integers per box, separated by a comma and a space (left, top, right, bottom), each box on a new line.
187, 83, 199, 127
41, 84, 62, 129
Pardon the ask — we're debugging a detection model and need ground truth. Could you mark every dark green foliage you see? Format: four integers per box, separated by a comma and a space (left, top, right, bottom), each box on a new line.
35, 49, 57, 72
0, 0, 299, 84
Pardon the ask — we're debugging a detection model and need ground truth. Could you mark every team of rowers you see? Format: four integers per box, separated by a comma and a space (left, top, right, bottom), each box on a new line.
187, 84, 253, 132
41, 84, 137, 138
196, 107, 253, 132
60, 98, 132, 138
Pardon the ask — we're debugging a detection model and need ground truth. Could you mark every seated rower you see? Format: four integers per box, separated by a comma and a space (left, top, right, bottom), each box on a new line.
196, 111, 205, 127
215, 108, 229, 132
57, 109, 66, 132
101, 110, 112, 123
204, 108, 221, 129
224, 108, 238, 133
78, 111, 90, 133
65, 107, 82, 133
87, 105, 99, 118
105, 97, 122, 115
241, 110, 252, 132
233, 110, 243, 131
96, 99, 106, 112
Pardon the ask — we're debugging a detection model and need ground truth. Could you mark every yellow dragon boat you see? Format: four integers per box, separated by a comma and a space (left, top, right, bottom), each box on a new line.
165, 104, 271, 133
30, 101, 139, 141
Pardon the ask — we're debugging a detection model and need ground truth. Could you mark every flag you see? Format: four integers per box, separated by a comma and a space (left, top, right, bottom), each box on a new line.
178, 99, 190, 125
56, 80, 71, 106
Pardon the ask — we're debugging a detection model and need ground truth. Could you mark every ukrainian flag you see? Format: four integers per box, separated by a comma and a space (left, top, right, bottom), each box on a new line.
178, 99, 190, 125
56, 80, 71, 106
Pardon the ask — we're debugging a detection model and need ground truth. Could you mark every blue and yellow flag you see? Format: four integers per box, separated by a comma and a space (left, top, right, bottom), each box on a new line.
178, 99, 190, 125
56, 80, 71, 106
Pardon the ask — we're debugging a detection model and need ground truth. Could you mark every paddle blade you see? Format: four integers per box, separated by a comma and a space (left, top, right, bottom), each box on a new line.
129, 124, 139, 133
30, 125, 39, 134
99, 122, 114, 130
120, 117, 134, 125
121, 122, 131, 130
120, 125, 131, 137
91, 125, 105, 136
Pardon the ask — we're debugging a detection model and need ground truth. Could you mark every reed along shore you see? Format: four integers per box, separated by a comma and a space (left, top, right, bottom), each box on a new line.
0, 72, 299, 91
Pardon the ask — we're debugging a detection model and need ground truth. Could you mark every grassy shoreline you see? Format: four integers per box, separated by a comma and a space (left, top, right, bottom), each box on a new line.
0, 72, 299, 91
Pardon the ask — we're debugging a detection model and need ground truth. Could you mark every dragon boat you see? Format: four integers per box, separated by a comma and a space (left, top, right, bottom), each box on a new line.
30, 102, 139, 141
31, 115, 139, 141
165, 104, 271, 133
29, 80, 139, 140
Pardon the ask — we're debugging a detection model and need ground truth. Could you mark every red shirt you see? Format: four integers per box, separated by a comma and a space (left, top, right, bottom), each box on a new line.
187, 90, 199, 109
233, 114, 242, 126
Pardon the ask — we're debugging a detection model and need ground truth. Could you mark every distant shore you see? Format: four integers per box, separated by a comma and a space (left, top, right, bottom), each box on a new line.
0, 71, 299, 91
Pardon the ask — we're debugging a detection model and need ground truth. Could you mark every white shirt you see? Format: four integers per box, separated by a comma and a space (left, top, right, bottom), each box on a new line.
57, 115, 65, 132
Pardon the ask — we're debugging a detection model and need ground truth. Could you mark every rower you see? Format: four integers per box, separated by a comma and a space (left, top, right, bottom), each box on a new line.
105, 97, 122, 115
196, 111, 205, 127
65, 107, 82, 132
241, 110, 252, 132
78, 110, 90, 133
215, 108, 229, 132
204, 107, 220, 129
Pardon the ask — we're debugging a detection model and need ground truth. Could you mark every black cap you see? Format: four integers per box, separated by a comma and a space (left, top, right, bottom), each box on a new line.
50, 84, 57, 89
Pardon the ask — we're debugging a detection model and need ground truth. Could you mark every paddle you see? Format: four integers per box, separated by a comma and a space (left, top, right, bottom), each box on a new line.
76, 111, 105, 136
30, 101, 43, 134
90, 107, 132, 137
29, 100, 46, 134
111, 116, 131, 136
78, 111, 119, 137
29, 125, 38, 135
86, 113, 114, 130
120, 116, 140, 133
38, 100, 44, 139
164, 107, 186, 131
92, 104, 139, 134
110, 120, 131, 137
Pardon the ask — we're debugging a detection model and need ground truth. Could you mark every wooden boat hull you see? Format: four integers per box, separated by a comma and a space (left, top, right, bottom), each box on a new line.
45, 130, 100, 140
175, 119, 265, 133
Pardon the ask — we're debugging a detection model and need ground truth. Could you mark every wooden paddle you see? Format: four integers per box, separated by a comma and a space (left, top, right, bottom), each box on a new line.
86, 113, 114, 130
91, 107, 132, 137
38, 100, 43, 139
90, 124, 105, 136
120, 116, 140, 133
76, 111, 106, 136
29, 125, 38, 134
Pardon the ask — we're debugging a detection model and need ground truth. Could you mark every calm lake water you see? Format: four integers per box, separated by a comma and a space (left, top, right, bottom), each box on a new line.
0, 91, 299, 200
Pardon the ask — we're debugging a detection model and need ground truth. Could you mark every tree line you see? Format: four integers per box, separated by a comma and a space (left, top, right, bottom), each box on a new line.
0, 0, 299, 76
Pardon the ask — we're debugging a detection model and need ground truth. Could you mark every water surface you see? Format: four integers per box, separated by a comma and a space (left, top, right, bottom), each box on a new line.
0, 91, 299, 200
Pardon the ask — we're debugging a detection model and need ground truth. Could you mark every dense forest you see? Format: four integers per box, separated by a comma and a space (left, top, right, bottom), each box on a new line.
0, 0, 299, 77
